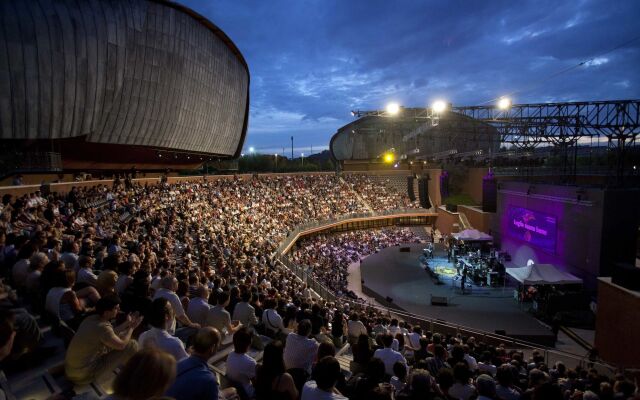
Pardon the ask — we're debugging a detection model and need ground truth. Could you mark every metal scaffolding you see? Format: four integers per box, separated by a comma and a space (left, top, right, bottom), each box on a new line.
351, 100, 640, 183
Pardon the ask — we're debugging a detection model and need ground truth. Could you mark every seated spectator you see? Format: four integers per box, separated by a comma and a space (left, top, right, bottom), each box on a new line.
476, 374, 497, 400
138, 297, 189, 361
76, 255, 98, 287
25, 252, 49, 302
97, 269, 118, 297
206, 291, 241, 339
347, 314, 368, 345
414, 337, 434, 364
153, 276, 200, 342
390, 361, 408, 394
165, 327, 237, 400
262, 297, 289, 339
226, 327, 257, 398
120, 270, 153, 318
373, 333, 407, 376
65, 295, 142, 385
448, 362, 476, 400
351, 333, 373, 375
45, 269, 99, 329
396, 368, 440, 400
11, 244, 35, 290
186, 284, 211, 327
301, 356, 348, 400
347, 358, 386, 400
115, 261, 135, 296
255, 341, 299, 400
425, 345, 450, 378
232, 290, 259, 332
107, 348, 176, 400
283, 319, 319, 375
477, 351, 497, 376
495, 364, 522, 400
0, 310, 16, 361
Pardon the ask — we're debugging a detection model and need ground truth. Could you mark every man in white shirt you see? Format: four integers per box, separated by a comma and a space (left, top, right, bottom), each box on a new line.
283, 320, 319, 374
373, 334, 407, 376
139, 298, 189, 362
226, 327, 257, 398
463, 344, 478, 371
301, 356, 347, 400
346, 314, 367, 344
153, 276, 200, 342
186, 285, 211, 327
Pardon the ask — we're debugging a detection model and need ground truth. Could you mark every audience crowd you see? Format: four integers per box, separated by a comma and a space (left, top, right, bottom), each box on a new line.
342, 174, 422, 211
289, 228, 423, 295
0, 173, 637, 400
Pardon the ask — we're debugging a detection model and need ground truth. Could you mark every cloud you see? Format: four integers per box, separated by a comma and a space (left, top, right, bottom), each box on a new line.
185, 0, 640, 151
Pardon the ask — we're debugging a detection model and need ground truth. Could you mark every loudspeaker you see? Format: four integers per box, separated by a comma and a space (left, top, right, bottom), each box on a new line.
400, 247, 411, 252
611, 263, 640, 291
430, 295, 448, 306
418, 177, 431, 208
385, 296, 394, 303
407, 176, 416, 201
495, 330, 507, 336
482, 176, 497, 213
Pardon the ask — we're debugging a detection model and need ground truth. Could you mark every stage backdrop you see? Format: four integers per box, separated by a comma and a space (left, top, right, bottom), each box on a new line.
506, 206, 558, 253
493, 182, 605, 291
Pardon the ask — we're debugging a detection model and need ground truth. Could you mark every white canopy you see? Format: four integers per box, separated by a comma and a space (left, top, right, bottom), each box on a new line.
452, 229, 493, 241
506, 264, 583, 285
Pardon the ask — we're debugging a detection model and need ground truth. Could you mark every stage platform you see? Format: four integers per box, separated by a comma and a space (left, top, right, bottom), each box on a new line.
360, 243, 556, 346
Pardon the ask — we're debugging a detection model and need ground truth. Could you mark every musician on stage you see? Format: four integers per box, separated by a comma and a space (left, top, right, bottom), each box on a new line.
461, 267, 468, 294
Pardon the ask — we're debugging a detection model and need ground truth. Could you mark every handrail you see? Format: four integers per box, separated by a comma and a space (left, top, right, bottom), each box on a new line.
275, 207, 435, 255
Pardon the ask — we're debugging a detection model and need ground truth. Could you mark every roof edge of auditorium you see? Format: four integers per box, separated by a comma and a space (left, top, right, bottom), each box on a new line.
153, 1, 250, 159
156, 0, 249, 72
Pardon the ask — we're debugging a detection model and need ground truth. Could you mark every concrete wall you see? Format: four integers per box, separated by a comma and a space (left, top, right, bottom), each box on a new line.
465, 168, 488, 205
458, 205, 494, 234
436, 206, 460, 235
0, 0, 249, 156
492, 182, 605, 291
595, 278, 640, 368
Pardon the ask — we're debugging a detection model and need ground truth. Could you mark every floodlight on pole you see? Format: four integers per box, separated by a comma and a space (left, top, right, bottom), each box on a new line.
386, 102, 400, 115
497, 97, 512, 110
249, 146, 255, 153
432, 100, 447, 113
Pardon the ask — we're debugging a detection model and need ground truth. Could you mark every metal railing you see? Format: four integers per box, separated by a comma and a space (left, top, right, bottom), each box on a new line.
274, 207, 434, 255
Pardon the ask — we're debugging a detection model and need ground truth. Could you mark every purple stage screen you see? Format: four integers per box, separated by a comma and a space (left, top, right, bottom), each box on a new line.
507, 206, 557, 252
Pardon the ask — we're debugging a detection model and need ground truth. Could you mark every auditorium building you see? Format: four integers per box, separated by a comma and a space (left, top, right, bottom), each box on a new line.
0, 0, 249, 171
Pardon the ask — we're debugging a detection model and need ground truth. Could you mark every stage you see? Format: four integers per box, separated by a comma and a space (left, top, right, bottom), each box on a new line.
359, 243, 556, 346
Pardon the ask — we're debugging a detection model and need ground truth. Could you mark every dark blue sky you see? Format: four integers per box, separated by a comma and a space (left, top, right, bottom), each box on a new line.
184, 0, 640, 156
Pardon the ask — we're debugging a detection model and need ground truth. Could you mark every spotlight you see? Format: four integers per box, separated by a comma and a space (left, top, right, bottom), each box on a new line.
386, 102, 400, 115
432, 100, 447, 113
383, 152, 395, 163
249, 147, 255, 153
497, 97, 512, 110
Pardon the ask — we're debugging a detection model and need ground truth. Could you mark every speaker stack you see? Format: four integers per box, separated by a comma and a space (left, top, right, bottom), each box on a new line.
418, 176, 431, 208
407, 176, 416, 201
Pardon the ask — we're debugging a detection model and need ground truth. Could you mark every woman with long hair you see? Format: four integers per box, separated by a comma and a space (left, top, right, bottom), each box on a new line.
254, 341, 298, 400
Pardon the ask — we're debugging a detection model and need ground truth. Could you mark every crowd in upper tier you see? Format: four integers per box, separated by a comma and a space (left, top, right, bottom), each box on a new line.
0, 173, 637, 400
342, 174, 422, 211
